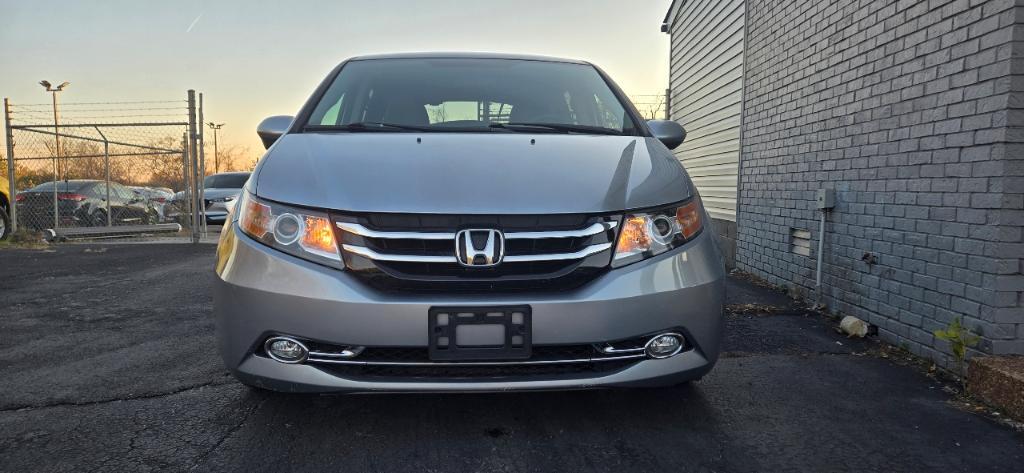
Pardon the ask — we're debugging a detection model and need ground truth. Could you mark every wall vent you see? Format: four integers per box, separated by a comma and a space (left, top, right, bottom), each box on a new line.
790, 228, 812, 257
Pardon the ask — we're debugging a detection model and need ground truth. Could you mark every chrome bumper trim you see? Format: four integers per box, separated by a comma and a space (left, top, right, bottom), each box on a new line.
594, 345, 646, 355
306, 353, 645, 366
308, 347, 364, 359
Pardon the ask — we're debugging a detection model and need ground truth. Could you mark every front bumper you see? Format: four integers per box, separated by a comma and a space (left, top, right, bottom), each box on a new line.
214, 223, 726, 393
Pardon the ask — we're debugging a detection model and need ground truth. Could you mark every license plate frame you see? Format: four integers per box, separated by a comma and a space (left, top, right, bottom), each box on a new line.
428, 306, 531, 361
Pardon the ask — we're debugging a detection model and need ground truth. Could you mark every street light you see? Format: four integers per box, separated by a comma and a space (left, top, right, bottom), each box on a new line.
39, 80, 69, 230
207, 122, 224, 173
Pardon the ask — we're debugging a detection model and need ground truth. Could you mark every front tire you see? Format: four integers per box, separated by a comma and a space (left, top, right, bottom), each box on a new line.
90, 210, 108, 227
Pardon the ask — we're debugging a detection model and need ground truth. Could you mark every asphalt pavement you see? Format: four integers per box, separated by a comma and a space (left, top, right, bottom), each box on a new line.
0, 244, 1021, 472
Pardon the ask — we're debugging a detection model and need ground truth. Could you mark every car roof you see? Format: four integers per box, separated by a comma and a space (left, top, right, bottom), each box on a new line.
347, 52, 590, 65
208, 172, 250, 177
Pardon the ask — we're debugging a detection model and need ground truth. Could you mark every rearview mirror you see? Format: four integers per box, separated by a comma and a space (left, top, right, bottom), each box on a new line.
257, 115, 294, 149
647, 120, 687, 150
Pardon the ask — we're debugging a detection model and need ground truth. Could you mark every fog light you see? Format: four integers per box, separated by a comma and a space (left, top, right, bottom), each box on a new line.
265, 336, 308, 364
645, 333, 684, 359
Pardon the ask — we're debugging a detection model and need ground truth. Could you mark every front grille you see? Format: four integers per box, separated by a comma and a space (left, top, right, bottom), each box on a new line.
333, 213, 620, 292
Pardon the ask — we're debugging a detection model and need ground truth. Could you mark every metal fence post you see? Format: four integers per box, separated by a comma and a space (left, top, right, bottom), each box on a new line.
187, 90, 200, 243
4, 98, 17, 233
198, 93, 207, 237
94, 126, 112, 226
181, 132, 191, 233
51, 137, 58, 230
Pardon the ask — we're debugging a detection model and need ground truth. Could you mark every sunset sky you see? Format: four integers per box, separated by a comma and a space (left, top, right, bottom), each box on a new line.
1, 0, 671, 156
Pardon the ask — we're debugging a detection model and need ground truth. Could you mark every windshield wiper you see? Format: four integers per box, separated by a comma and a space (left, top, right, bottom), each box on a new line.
489, 122, 624, 135
304, 122, 434, 132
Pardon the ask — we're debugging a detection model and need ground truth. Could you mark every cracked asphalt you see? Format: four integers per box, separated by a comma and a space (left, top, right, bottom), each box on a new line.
1, 244, 1022, 472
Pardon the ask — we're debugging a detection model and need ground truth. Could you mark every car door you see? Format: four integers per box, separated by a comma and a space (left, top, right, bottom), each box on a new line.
109, 184, 134, 224
119, 184, 147, 222
87, 182, 114, 223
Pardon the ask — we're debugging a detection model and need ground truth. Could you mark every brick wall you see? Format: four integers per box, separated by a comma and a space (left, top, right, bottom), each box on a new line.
736, 0, 1024, 364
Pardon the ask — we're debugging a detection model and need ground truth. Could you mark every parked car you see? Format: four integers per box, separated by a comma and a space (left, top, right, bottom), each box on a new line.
165, 172, 249, 225
201, 172, 249, 224
0, 175, 10, 240
214, 53, 724, 393
15, 180, 157, 229
130, 186, 175, 223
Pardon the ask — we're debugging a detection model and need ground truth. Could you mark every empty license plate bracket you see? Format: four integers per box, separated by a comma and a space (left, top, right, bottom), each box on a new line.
428, 306, 531, 361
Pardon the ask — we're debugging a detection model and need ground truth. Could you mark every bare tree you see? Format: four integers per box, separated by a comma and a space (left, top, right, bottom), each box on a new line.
203, 143, 259, 175
632, 95, 667, 121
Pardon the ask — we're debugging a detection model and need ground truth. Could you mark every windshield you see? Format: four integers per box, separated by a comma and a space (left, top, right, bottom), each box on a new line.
203, 174, 249, 189
306, 58, 638, 135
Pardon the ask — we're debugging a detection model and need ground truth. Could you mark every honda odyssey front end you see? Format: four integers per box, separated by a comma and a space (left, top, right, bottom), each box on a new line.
214, 53, 725, 393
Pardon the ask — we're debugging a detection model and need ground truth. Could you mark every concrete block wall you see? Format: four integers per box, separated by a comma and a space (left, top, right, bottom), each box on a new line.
736, 0, 1024, 364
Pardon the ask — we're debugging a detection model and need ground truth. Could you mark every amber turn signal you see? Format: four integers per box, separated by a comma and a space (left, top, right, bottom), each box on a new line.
300, 215, 339, 257
616, 215, 652, 256
676, 196, 703, 240
240, 197, 272, 239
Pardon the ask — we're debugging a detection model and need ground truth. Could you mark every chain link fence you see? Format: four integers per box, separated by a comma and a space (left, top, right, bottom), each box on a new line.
3, 91, 208, 241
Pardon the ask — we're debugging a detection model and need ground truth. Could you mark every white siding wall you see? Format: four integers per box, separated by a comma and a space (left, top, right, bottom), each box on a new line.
666, 0, 744, 222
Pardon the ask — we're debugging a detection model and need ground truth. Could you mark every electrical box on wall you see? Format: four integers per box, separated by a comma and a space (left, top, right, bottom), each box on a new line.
816, 189, 835, 209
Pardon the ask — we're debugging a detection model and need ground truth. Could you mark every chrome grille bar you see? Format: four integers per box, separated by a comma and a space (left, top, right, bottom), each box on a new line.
504, 221, 616, 239
336, 221, 615, 241
502, 242, 613, 262
342, 245, 458, 263
336, 222, 455, 240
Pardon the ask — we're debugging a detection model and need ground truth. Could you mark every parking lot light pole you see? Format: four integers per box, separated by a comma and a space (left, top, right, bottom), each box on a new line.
39, 80, 69, 230
207, 122, 223, 173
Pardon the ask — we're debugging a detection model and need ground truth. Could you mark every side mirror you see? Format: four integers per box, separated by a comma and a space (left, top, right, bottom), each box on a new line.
647, 120, 687, 150
257, 115, 294, 149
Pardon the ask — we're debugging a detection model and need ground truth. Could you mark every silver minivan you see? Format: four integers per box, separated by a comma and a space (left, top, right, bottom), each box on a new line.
214, 53, 725, 393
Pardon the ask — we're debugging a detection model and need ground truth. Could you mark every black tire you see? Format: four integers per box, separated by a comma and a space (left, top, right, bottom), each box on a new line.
0, 206, 10, 241
90, 210, 108, 227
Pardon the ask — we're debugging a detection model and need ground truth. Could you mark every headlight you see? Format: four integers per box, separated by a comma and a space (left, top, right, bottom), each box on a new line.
236, 191, 342, 267
611, 196, 704, 268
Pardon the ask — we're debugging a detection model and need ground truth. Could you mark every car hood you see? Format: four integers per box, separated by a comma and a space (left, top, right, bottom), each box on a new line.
254, 133, 692, 214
